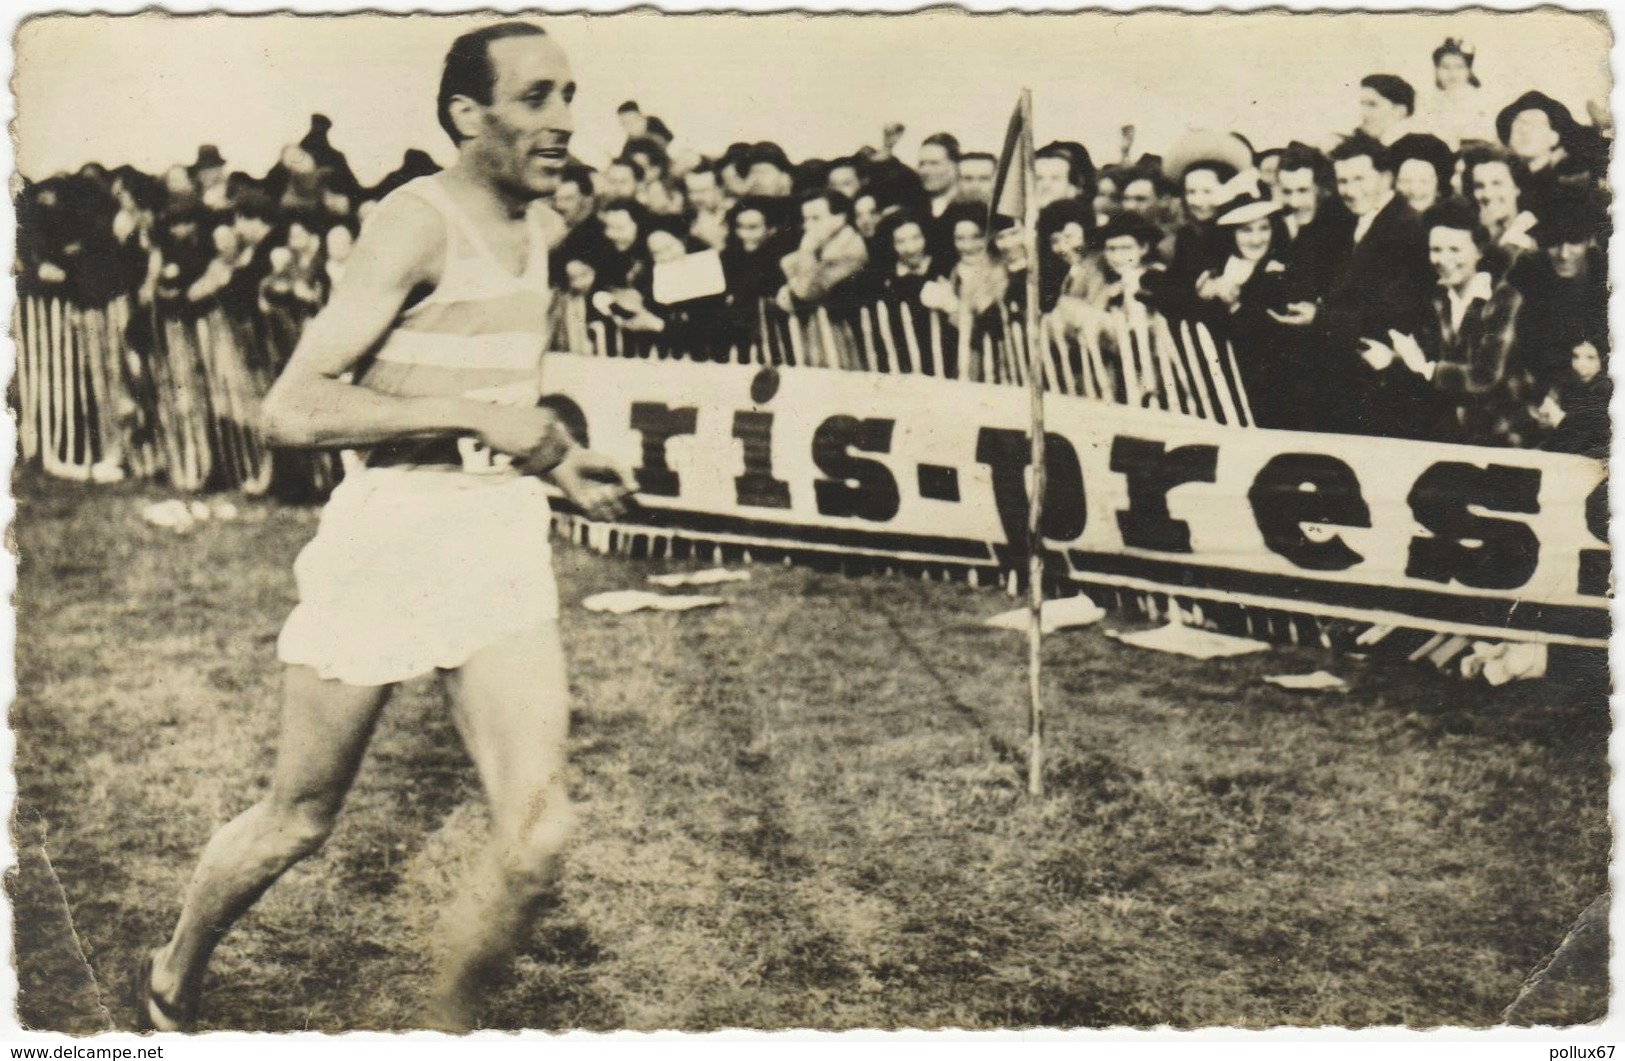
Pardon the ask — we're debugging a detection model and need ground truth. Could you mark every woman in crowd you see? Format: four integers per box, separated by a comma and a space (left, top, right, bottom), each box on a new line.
942, 202, 1009, 382
594, 197, 654, 293
1195, 195, 1317, 429
588, 198, 660, 357
1040, 200, 1105, 307
1464, 147, 1539, 265
1390, 133, 1459, 215
1033, 196, 1094, 313
1061, 210, 1168, 405
1425, 38, 1496, 149
871, 211, 955, 375
718, 196, 787, 361
1359, 200, 1535, 446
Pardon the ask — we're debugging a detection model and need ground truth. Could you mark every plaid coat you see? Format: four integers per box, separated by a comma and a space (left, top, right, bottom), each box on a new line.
1417, 277, 1536, 447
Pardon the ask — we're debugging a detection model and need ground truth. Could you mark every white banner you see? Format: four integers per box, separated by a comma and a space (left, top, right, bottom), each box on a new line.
542, 356, 1610, 647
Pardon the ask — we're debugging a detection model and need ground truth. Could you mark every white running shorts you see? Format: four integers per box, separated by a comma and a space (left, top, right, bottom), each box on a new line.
278, 468, 560, 686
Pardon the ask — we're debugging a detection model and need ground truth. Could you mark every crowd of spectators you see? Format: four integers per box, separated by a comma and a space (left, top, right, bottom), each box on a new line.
15, 37, 1613, 456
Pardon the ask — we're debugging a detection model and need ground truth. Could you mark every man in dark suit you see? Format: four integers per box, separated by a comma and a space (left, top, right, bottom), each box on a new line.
1319, 134, 1432, 436
1271, 142, 1353, 306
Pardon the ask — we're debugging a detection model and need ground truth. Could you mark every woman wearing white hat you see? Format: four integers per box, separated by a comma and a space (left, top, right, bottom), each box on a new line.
1195, 194, 1317, 430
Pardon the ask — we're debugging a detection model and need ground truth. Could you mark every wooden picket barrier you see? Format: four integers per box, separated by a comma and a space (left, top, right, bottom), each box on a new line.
14, 292, 281, 493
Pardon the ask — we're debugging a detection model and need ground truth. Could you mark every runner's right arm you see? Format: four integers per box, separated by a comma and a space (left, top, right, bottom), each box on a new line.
260, 194, 565, 460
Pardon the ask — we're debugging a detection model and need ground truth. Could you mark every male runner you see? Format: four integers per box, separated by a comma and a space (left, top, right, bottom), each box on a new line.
136, 21, 634, 1032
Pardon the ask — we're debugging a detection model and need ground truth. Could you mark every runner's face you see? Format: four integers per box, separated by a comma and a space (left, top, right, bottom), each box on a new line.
474, 36, 576, 200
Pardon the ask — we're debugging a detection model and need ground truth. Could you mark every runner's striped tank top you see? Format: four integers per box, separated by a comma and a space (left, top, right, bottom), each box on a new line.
359, 174, 559, 473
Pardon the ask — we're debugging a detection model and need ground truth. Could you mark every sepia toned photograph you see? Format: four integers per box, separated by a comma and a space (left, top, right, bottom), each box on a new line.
6, 7, 1614, 1036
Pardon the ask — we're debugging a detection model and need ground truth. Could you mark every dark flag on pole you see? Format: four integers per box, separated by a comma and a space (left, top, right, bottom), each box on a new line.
988, 96, 1029, 230
990, 89, 1049, 799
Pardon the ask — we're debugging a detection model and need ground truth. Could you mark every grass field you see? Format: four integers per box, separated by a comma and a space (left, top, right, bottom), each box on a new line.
9, 468, 1612, 1032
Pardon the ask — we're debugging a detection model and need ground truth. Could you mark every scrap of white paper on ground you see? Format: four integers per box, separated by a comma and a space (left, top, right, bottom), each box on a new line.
1461, 641, 1548, 685
141, 498, 239, 532
1264, 670, 1350, 692
647, 568, 752, 588
582, 590, 727, 615
1106, 622, 1271, 660
983, 595, 1107, 633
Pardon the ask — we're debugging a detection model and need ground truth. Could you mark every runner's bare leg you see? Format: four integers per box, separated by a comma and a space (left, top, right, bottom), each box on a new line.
148, 667, 393, 1014
424, 622, 575, 1031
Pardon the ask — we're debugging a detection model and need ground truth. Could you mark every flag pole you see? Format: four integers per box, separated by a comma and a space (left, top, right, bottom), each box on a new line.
1019, 87, 1045, 799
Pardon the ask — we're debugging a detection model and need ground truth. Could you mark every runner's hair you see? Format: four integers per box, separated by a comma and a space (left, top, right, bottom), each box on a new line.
439, 22, 549, 145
